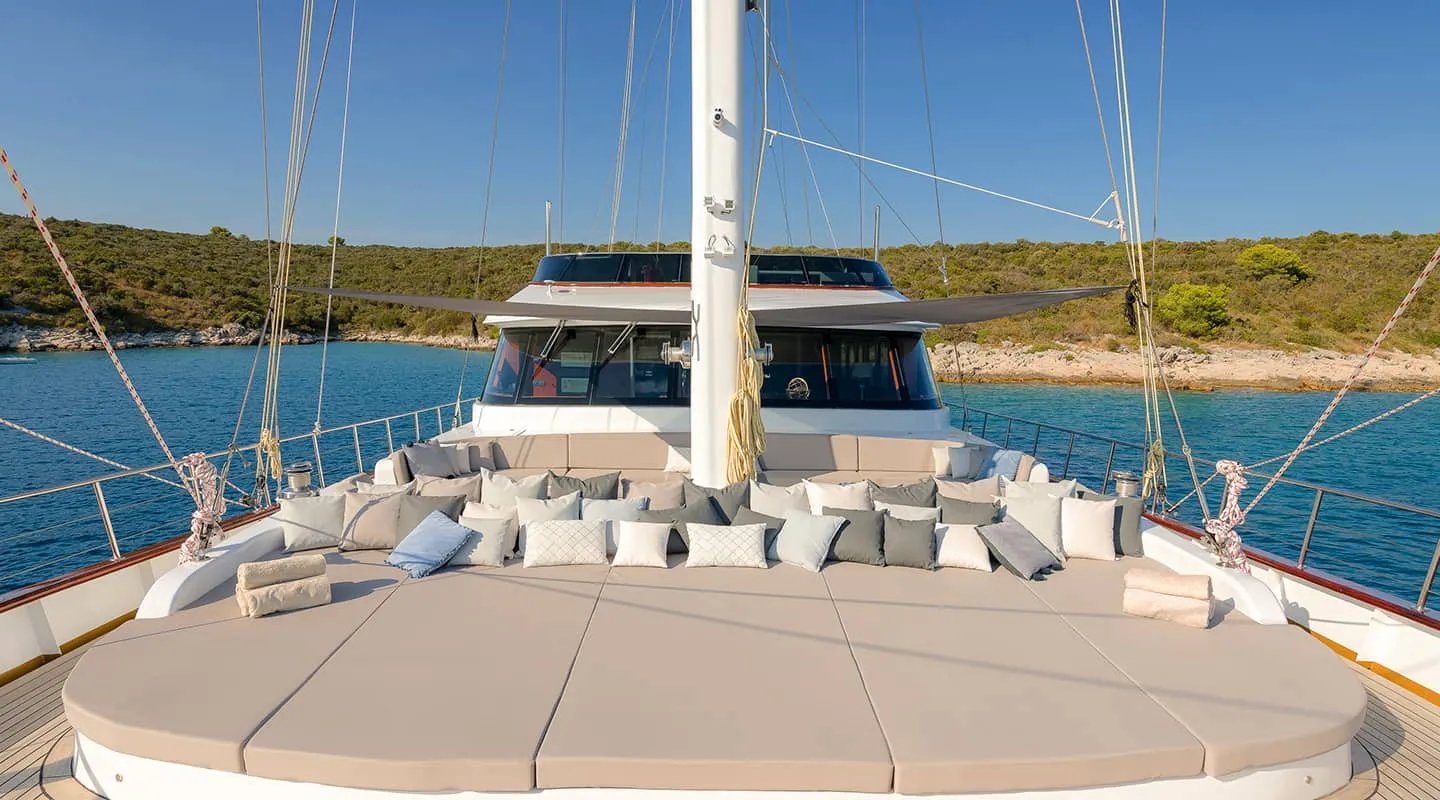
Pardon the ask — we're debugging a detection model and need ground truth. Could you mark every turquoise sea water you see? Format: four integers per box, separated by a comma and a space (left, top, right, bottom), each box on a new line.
1, 343, 1435, 602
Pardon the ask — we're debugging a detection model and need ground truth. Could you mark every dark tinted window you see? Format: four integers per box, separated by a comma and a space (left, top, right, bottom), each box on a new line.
749, 254, 809, 285
593, 328, 682, 403
828, 333, 902, 404
803, 256, 890, 286
619, 253, 688, 283
760, 331, 831, 404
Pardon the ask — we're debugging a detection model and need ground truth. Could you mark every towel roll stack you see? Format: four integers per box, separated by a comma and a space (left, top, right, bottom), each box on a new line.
236, 554, 331, 618
1121, 568, 1214, 629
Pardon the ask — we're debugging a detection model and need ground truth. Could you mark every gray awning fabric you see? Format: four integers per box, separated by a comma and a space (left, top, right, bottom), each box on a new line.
289, 285, 1122, 328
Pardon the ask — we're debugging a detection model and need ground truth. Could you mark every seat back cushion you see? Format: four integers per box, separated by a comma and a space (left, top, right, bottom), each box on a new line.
569, 433, 687, 470
857, 436, 945, 473
490, 435, 570, 470
760, 434, 859, 472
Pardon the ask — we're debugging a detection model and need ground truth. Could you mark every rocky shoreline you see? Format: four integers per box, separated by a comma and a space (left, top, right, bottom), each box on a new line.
3, 324, 1435, 392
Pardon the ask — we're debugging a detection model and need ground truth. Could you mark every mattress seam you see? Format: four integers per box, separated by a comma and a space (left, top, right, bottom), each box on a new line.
819, 568, 897, 790
530, 563, 614, 786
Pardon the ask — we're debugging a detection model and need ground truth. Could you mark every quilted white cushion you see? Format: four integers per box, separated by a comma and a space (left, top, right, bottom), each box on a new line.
684, 523, 768, 568
523, 519, 608, 567
612, 521, 672, 568
1061, 496, 1118, 561
935, 523, 993, 571
802, 479, 872, 515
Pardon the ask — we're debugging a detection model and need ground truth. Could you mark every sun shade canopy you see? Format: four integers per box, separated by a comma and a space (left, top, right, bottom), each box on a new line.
288, 285, 1123, 328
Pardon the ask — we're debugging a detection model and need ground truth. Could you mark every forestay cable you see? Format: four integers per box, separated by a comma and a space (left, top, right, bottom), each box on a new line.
316, 0, 359, 434
913, 0, 949, 292
607, 0, 639, 250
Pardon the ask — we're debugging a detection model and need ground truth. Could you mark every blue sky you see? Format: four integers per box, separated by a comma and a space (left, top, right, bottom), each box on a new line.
2, 1, 1437, 248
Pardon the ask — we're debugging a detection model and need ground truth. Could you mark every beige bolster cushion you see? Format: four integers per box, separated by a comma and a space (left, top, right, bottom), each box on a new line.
1123, 568, 1212, 601
1122, 587, 1212, 629
236, 554, 327, 591
237, 574, 332, 619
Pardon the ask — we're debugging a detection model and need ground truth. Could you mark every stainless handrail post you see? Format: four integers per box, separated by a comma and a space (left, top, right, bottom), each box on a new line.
979, 414, 989, 439
1297, 488, 1324, 569
1062, 433, 1076, 480
385, 419, 394, 453
92, 482, 121, 560
1031, 425, 1041, 457
1003, 419, 1013, 448
353, 426, 364, 473
1419, 538, 1440, 611
436, 406, 444, 433
413, 413, 421, 443
311, 432, 326, 487
1101, 442, 1117, 494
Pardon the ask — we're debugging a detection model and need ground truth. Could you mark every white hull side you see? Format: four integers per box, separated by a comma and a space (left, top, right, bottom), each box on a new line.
72, 732, 1351, 800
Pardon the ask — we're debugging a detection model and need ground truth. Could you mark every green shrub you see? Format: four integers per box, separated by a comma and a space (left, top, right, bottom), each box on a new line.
1155, 283, 1232, 338
1236, 243, 1311, 283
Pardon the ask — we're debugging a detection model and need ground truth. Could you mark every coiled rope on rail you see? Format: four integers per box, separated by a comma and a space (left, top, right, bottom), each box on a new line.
177, 453, 228, 564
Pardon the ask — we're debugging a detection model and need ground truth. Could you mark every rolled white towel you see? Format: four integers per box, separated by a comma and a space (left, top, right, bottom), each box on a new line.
1123, 568, 1212, 601
236, 574, 331, 618
236, 553, 327, 590
1123, 587, 1212, 629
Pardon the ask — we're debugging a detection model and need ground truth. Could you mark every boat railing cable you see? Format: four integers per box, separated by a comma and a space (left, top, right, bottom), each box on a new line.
452, 0, 513, 426
315, 0, 359, 438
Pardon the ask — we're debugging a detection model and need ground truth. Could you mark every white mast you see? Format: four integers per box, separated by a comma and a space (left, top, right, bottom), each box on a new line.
689, 0, 745, 487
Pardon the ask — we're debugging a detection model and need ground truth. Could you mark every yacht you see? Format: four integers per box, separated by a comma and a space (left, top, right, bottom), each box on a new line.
1, 2, 1438, 799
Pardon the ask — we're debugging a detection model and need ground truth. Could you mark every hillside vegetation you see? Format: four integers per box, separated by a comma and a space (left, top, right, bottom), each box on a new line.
2, 213, 1437, 352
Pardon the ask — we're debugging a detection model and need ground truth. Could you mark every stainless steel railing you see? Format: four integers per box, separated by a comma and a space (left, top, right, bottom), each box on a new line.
0, 398, 479, 595
954, 403, 1440, 613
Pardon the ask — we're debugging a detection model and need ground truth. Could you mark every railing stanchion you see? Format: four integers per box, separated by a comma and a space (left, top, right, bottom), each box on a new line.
436, 406, 444, 434
1003, 419, 1013, 448
353, 426, 364, 473
1297, 488, 1324, 569
385, 419, 394, 453
1419, 538, 1440, 611
1101, 442, 1117, 495
1031, 426, 1041, 457
311, 432, 326, 488
414, 413, 422, 443
92, 482, 121, 560
961, 406, 969, 431
1062, 433, 1076, 480
979, 414, 988, 440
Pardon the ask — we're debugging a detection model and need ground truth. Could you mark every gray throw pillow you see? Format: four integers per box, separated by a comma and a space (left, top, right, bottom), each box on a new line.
822, 507, 886, 566
1081, 491, 1144, 557
939, 495, 999, 526
636, 502, 724, 554
624, 479, 685, 510
883, 515, 936, 570
402, 443, 459, 478
682, 478, 749, 522
452, 516, 514, 567
869, 477, 937, 507
976, 518, 1063, 580
548, 470, 621, 500
732, 506, 785, 558
398, 495, 466, 540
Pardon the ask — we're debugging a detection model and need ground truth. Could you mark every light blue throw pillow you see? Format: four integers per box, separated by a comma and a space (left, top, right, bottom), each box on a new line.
386, 510, 473, 578
975, 448, 1025, 481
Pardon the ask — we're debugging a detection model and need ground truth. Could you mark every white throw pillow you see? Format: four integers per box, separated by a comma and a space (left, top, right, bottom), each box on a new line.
999, 494, 1065, 562
443, 444, 473, 476
875, 500, 941, 522
523, 519, 608, 567
464, 501, 517, 553
354, 480, 415, 496
802, 480, 872, 515
931, 445, 951, 477
749, 481, 809, 517
935, 523, 993, 571
684, 523, 768, 568
947, 445, 982, 480
612, 521, 672, 567
452, 516, 515, 567
275, 495, 345, 551
515, 492, 581, 556
1002, 476, 1078, 499
776, 510, 846, 572
1061, 497, 1118, 561
479, 468, 547, 511
664, 446, 692, 473
581, 497, 649, 553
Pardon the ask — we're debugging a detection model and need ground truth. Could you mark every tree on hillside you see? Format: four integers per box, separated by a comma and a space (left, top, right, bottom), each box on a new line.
1155, 283, 1231, 338
1236, 243, 1310, 283
328, 235, 346, 246
209, 226, 233, 238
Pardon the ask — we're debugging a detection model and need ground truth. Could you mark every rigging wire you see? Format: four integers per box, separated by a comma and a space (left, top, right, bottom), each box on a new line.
654, 0, 681, 250
607, 0, 640, 250
628, 2, 676, 243
1150, 0, 1166, 262
781, 0, 813, 245
0, 147, 183, 481
557, 0, 567, 245
316, 0, 358, 434
855, 0, 865, 247
452, 0, 514, 425
913, 0, 949, 292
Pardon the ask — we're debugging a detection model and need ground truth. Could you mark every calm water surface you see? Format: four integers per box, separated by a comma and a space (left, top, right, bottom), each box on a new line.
1, 343, 1435, 601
